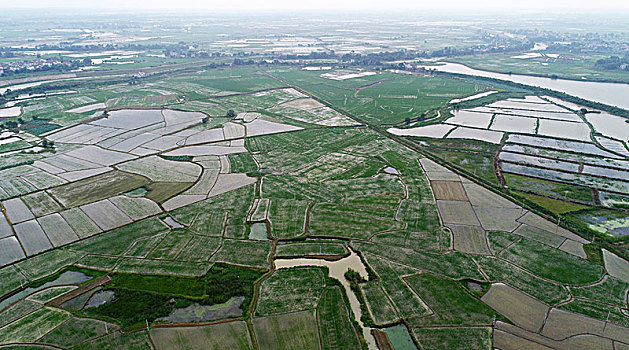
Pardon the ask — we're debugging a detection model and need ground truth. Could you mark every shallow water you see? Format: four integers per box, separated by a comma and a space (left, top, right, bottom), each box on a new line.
0, 271, 90, 311
248, 223, 269, 240
274, 249, 376, 350
159, 296, 244, 323
384, 324, 416, 350
85, 290, 115, 308
425, 62, 629, 110
163, 216, 184, 229
383, 166, 400, 175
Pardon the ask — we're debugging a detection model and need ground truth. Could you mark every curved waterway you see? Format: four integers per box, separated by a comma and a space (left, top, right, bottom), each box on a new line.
423, 62, 629, 110
274, 249, 377, 350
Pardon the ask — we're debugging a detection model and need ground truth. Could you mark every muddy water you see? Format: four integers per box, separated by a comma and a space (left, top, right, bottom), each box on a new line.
274, 249, 377, 350
423, 62, 629, 110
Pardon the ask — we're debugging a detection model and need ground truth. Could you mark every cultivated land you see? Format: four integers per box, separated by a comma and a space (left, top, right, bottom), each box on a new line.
1, 15, 629, 349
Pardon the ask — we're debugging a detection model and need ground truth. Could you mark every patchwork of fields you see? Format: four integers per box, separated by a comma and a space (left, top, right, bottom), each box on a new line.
390, 92, 629, 238
0, 65, 628, 350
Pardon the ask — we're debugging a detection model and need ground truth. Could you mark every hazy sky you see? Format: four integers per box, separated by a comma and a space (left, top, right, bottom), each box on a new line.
3, 0, 629, 11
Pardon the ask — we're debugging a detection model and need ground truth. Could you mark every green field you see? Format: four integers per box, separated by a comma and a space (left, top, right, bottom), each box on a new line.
1, 37, 628, 350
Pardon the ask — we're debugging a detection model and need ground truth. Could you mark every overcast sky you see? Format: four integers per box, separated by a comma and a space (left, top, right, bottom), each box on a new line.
3, 0, 629, 11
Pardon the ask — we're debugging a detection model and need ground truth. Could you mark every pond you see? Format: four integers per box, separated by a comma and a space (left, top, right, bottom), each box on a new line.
248, 223, 269, 240
85, 290, 116, 308
0, 271, 91, 311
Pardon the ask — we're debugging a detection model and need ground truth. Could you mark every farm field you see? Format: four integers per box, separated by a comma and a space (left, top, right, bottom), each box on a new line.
452, 53, 629, 84
388, 91, 629, 241
0, 57, 628, 350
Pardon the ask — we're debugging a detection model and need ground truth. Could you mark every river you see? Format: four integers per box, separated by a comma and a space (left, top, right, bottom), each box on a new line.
274, 250, 377, 350
423, 62, 629, 110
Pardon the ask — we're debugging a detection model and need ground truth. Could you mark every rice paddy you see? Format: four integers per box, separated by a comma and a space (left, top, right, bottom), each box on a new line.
0, 62, 627, 350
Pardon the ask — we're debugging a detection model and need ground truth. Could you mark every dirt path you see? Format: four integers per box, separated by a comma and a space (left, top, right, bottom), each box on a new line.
354, 80, 384, 98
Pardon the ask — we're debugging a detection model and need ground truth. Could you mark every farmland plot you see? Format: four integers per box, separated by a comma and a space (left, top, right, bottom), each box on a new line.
537, 119, 592, 142
2, 198, 35, 224
410, 326, 492, 350
355, 241, 483, 280
0, 215, 11, 239
431, 180, 468, 201
14, 220, 52, 256
309, 206, 403, 240
208, 174, 256, 197
60, 207, 102, 238
21, 191, 63, 217
388, 124, 455, 138
164, 144, 246, 157
268, 199, 308, 238
446, 127, 504, 144
80, 200, 133, 231
490, 114, 537, 134
108, 132, 161, 152
245, 118, 303, 137
585, 112, 629, 142
502, 162, 629, 193
502, 143, 628, 169
66, 102, 106, 113
513, 224, 566, 248
508, 131, 616, 157
445, 110, 493, 129
499, 151, 580, 172
437, 200, 480, 226
602, 249, 629, 283
449, 225, 491, 255
256, 267, 325, 315
64, 146, 136, 167
0, 300, 41, 329
463, 182, 519, 208
49, 170, 149, 207
0, 307, 71, 344
15, 249, 83, 281
481, 283, 549, 332
317, 286, 362, 350
0, 236, 25, 265
72, 330, 152, 349
21, 171, 68, 190
37, 213, 79, 247
150, 322, 253, 350
91, 109, 164, 130
360, 281, 401, 325
124, 233, 167, 258
0, 177, 39, 199
497, 234, 604, 285
276, 240, 348, 258
183, 169, 219, 196
108, 196, 161, 220
362, 253, 431, 319
406, 272, 498, 326
249, 198, 269, 221
254, 311, 321, 350
596, 136, 629, 158
473, 207, 524, 232
488, 100, 566, 112
37, 317, 115, 349
115, 258, 211, 276
147, 230, 192, 260
27, 286, 77, 304
211, 239, 271, 268
176, 235, 222, 262
116, 156, 201, 182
